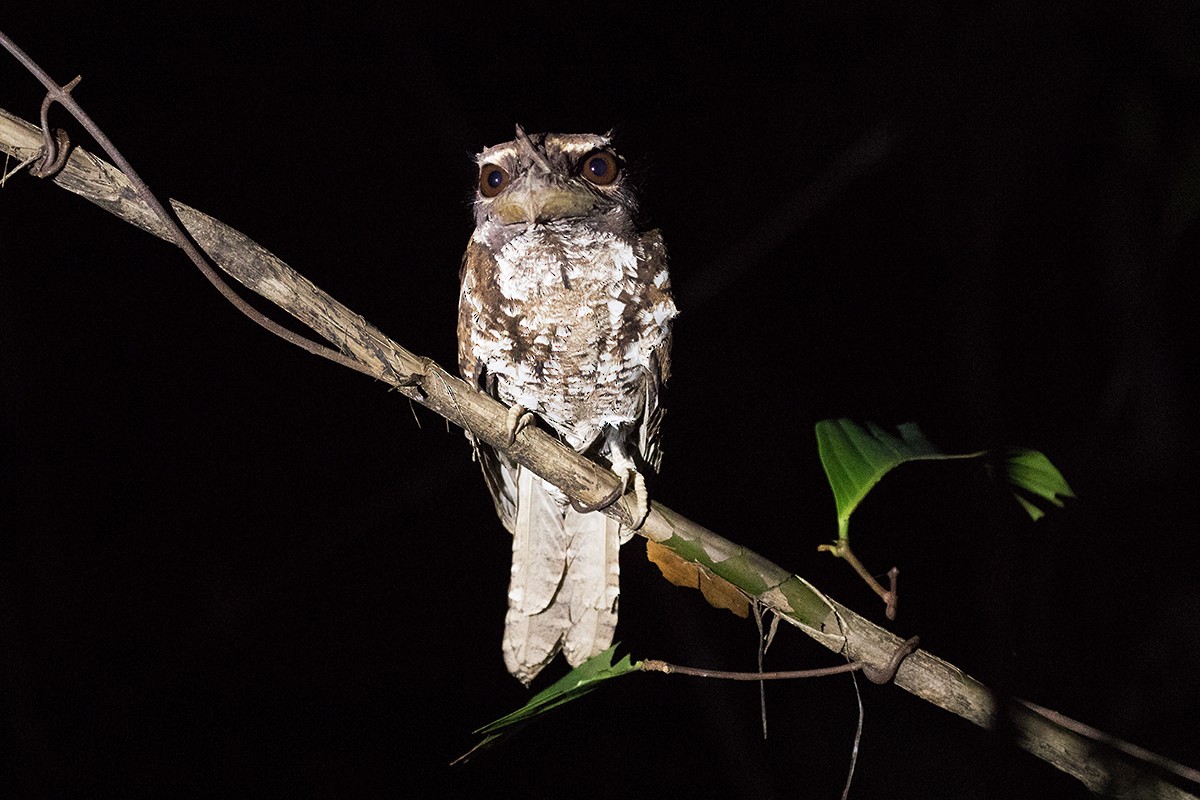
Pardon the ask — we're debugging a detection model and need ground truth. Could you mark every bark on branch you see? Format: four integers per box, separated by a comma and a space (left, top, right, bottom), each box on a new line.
2, 104, 1195, 799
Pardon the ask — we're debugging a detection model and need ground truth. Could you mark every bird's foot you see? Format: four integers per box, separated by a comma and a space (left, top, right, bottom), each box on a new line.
504, 404, 536, 445
609, 450, 650, 530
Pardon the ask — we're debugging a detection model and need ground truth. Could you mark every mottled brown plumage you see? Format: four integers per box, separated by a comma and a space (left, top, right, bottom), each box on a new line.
458, 128, 677, 683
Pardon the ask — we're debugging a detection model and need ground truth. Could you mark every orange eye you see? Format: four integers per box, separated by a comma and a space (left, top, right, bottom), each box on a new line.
478, 164, 509, 197
579, 150, 619, 186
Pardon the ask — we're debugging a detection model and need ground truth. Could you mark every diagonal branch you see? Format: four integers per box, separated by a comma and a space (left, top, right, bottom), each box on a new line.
0, 30, 362, 374
2, 102, 1196, 799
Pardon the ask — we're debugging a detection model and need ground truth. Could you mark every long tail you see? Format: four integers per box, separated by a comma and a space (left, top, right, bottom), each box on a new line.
503, 466, 621, 685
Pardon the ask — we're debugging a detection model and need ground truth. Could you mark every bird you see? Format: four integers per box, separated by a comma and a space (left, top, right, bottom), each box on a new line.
457, 127, 677, 684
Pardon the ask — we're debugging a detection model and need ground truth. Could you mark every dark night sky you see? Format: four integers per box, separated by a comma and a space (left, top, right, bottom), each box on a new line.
2, 4, 1198, 798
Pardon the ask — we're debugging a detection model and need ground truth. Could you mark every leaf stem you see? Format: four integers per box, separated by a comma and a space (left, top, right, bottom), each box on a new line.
818, 540, 898, 620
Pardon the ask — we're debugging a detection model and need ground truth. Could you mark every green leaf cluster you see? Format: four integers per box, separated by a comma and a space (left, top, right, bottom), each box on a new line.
815, 418, 1074, 541
461, 647, 637, 759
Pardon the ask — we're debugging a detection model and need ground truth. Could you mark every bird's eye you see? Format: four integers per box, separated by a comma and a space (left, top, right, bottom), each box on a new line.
478, 164, 510, 197
579, 150, 619, 186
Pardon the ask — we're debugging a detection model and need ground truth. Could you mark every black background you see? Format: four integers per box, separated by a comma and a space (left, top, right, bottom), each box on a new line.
2, 4, 1197, 798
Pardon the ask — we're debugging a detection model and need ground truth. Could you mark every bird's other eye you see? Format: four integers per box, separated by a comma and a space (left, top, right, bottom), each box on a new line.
478, 164, 510, 197
579, 150, 619, 186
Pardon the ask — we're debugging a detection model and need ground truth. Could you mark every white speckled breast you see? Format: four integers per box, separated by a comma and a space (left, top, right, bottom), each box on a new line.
460, 222, 674, 451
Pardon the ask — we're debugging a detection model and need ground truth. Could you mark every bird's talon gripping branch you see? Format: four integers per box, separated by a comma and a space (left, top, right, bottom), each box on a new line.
609, 445, 650, 529
504, 404, 535, 445
565, 461, 649, 529
569, 482, 625, 514
623, 468, 650, 530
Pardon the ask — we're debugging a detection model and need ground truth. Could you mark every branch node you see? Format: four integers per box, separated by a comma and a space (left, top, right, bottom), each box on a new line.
30, 125, 70, 178
862, 635, 920, 685
30, 75, 80, 179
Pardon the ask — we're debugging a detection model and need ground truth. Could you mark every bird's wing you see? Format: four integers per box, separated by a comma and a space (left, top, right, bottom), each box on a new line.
634, 229, 675, 472
458, 240, 518, 533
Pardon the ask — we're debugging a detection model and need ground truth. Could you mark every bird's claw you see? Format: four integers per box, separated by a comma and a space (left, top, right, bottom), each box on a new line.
624, 468, 650, 530
609, 450, 650, 530
505, 404, 536, 445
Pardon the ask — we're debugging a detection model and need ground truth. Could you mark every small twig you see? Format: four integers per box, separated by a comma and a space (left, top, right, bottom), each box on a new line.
641, 636, 920, 685
819, 539, 900, 620
885, 566, 899, 620
640, 659, 866, 680
28, 75, 78, 178
2, 149, 39, 185
752, 602, 769, 739
842, 667, 864, 800
0, 29, 364, 376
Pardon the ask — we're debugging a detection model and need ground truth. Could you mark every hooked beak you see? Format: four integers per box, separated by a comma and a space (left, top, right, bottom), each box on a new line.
492, 184, 595, 225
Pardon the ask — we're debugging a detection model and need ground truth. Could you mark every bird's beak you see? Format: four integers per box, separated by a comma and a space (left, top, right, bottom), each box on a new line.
493, 184, 594, 225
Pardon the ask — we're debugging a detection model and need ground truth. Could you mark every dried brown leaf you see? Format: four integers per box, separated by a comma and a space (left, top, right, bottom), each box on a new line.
646, 540, 750, 618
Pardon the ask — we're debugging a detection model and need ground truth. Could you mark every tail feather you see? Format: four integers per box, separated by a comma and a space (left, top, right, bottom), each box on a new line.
560, 507, 621, 667
508, 465, 569, 615
503, 466, 621, 684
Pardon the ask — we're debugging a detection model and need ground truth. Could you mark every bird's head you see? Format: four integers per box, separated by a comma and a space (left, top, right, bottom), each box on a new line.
471, 126, 636, 234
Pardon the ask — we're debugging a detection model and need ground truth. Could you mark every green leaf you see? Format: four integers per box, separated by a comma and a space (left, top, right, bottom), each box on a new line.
814, 419, 1074, 542
476, 646, 637, 734
457, 646, 638, 761
1004, 448, 1075, 521
815, 419, 976, 541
